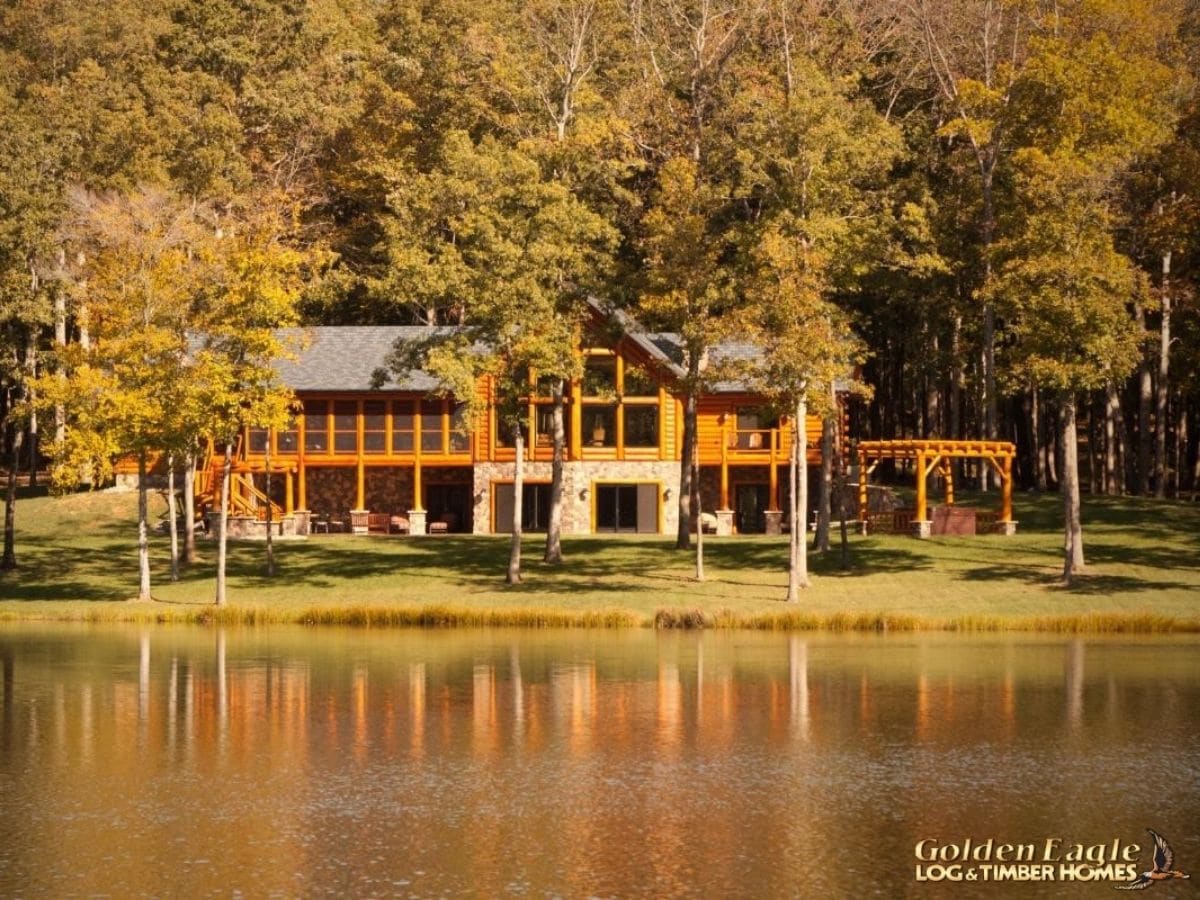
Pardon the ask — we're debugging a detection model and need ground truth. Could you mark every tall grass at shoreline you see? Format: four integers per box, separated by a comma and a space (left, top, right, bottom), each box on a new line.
2, 601, 1194, 634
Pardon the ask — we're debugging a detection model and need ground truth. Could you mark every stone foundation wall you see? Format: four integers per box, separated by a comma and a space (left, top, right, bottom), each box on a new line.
305, 467, 357, 518
366, 467, 412, 515
472, 460, 682, 535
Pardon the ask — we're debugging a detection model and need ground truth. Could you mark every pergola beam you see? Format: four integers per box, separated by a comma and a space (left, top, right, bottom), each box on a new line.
856, 438, 1018, 536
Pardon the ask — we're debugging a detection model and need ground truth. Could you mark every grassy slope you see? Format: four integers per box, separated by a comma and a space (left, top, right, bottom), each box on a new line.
0, 486, 1197, 629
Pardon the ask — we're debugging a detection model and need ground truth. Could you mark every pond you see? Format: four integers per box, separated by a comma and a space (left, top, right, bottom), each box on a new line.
0, 625, 1197, 897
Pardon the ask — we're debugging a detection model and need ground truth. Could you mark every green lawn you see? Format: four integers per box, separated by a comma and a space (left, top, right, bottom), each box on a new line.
1, 486, 1197, 630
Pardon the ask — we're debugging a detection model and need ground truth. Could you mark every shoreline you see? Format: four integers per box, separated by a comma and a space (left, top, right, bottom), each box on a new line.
2, 603, 1198, 633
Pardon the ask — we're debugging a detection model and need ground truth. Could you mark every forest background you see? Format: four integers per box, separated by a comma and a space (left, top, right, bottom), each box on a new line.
1, 0, 1198, 596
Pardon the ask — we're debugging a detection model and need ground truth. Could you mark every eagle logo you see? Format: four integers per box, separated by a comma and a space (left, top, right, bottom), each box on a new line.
1116, 829, 1191, 891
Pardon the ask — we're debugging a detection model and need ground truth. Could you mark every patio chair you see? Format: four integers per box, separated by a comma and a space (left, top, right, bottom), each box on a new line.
389, 515, 411, 535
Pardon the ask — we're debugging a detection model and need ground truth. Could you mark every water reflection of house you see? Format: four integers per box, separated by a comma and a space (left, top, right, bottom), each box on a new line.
189, 300, 838, 537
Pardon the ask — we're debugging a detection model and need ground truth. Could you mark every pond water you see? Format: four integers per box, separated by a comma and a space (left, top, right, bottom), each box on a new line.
0, 625, 1197, 897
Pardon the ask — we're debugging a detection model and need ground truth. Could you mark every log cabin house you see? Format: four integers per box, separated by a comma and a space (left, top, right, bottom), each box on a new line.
200, 303, 839, 538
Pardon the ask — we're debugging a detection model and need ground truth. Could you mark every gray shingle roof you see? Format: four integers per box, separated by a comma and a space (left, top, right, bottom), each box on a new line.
267, 308, 849, 396
273, 327, 449, 392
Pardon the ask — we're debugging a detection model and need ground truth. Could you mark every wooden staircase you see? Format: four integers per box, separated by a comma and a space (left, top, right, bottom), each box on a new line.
196, 439, 285, 522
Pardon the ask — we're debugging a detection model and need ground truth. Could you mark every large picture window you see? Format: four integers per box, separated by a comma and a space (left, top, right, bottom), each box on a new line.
333, 401, 358, 453
277, 417, 298, 453
735, 407, 777, 450
582, 356, 616, 395
585, 405, 616, 447
623, 406, 659, 447
450, 403, 470, 453
392, 401, 414, 452
304, 400, 329, 453
363, 400, 386, 453
421, 400, 443, 452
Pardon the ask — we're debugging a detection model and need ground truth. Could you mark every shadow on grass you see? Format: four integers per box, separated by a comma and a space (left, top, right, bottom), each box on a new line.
0, 539, 144, 601
957, 563, 1194, 595
6, 486, 1197, 604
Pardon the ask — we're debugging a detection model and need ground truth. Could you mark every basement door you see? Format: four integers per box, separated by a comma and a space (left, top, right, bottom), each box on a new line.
595, 483, 658, 534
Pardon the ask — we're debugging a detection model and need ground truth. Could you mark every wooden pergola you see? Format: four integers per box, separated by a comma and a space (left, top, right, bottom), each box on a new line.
857, 439, 1017, 537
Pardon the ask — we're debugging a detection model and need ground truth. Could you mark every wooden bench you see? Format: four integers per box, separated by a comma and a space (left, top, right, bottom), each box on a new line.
366, 513, 391, 533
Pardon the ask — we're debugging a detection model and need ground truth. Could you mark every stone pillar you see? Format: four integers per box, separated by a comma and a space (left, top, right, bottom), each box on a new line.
349, 509, 369, 535
715, 508, 734, 536
911, 518, 932, 539
293, 509, 312, 536
995, 520, 1018, 536
408, 508, 428, 535
763, 509, 782, 535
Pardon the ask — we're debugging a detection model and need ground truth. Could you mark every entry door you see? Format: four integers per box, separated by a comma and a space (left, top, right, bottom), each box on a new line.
735, 483, 770, 534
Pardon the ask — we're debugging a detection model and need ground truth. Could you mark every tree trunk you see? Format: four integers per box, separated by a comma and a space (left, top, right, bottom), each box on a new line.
1060, 395, 1085, 585
508, 426, 524, 584
167, 453, 179, 582
264, 440, 275, 578
137, 449, 152, 602
1, 421, 22, 570
693, 438, 704, 582
1104, 384, 1119, 495
837, 438, 850, 571
1154, 253, 1171, 499
813, 414, 833, 552
1085, 397, 1099, 496
27, 408, 37, 488
787, 394, 810, 600
54, 265, 66, 448
676, 391, 697, 549
981, 171, 998, 492
183, 451, 197, 563
1174, 393, 1185, 500
1046, 415, 1058, 487
1191, 408, 1200, 500
543, 383, 565, 564
949, 312, 964, 485
1032, 384, 1046, 491
24, 340, 36, 489
1135, 303, 1152, 494
215, 443, 233, 606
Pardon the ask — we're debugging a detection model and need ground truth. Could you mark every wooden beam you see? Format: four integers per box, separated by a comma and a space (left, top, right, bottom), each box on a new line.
858, 446, 869, 522
720, 415, 729, 509
356, 399, 366, 510
1001, 455, 1013, 523
915, 450, 927, 521
768, 427, 780, 511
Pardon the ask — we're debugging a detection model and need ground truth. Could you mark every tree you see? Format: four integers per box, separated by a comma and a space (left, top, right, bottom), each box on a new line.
32, 187, 209, 600
639, 157, 739, 553
386, 132, 614, 583
500, 0, 630, 565
989, 157, 1144, 582
745, 218, 866, 599
194, 199, 313, 606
